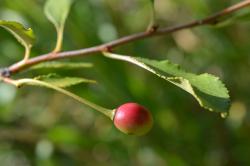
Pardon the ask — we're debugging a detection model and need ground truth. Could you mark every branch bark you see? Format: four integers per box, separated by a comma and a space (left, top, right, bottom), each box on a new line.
2, 0, 250, 76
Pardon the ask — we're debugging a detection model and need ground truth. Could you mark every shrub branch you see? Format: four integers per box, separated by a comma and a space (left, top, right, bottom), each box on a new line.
1, 0, 250, 77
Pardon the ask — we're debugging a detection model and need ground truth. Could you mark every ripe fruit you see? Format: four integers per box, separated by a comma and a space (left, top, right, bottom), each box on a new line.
113, 103, 153, 136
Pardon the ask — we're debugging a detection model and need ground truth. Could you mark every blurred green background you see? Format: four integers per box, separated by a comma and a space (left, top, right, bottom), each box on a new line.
0, 0, 250, 165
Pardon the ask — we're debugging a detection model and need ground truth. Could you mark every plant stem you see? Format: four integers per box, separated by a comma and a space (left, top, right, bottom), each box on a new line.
13, 78, 115, 120
3, 0, 250, 75
54, 28, 63, 52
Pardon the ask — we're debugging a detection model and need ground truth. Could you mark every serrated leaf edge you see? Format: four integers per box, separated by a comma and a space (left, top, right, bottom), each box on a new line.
103, 52, 230, 113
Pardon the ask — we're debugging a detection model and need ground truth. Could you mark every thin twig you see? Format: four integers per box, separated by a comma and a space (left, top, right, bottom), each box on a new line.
4, 0, 250, 75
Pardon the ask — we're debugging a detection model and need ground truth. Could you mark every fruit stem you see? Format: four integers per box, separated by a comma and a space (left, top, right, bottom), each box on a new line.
11, 78, 115, 120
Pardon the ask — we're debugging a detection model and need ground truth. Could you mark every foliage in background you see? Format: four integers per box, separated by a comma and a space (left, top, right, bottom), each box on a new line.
0, 0, 250, 165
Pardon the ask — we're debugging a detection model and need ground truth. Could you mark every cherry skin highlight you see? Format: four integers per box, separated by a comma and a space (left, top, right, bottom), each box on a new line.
113, 103, 153, 136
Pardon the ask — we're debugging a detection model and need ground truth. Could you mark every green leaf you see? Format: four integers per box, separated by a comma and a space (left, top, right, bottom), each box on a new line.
0, 20, 35, 48
44, 0, 73, 29
44, 0, 74, 52
103, 52, 230, 114
34, 74, 96, 88
0, 20, 35, 59
31, 62, 93, 70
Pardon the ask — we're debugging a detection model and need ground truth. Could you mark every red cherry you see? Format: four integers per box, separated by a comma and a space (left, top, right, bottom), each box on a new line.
113, 103, 153, 136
